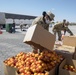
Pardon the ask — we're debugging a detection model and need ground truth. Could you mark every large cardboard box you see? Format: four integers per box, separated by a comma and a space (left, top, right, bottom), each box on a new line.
55, 36, 76, 59
23, 24, 55, 51
59, 59, 76, 75
3, 62, 17, 75
63, 36, 76, 46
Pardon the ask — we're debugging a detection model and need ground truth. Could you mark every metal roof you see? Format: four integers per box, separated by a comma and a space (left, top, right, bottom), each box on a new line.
5, 13, 37, 19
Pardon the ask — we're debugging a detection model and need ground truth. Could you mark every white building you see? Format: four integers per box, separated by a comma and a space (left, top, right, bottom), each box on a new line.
0, 12, 36, 28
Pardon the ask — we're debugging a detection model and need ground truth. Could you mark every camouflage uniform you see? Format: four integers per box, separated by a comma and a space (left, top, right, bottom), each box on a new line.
32, 16, 49, 31
31, 16, 50, 53
53, 23, 63, 41
53, 22, 74, 41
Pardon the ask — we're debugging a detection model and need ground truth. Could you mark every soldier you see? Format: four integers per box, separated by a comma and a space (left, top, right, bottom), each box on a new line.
52, 22, 63, 41
53, 20, 74, 41
32, 11, 55, 31
31, 11, 55, 53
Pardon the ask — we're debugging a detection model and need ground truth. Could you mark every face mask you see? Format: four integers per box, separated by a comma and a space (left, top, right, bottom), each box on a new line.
45, 19, 50, 24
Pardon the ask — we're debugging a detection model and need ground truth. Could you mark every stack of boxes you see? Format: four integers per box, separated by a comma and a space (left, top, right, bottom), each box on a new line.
55, 36, 76, 75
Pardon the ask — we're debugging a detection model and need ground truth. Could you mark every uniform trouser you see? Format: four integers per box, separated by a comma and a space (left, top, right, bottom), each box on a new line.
54, 30, 62, 41
64, 27, 73, 35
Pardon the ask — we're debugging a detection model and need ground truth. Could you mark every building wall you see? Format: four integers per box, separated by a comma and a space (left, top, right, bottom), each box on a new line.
5, 13, 36, 19
0, 12, 6, 24
0, 12, 36, 24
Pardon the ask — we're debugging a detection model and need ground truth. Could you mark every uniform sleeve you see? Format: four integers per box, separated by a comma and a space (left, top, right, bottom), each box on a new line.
32, 17, 41, 25
32, 19, 43, 25
32, 17, 44, 28
32, 16, 49, 31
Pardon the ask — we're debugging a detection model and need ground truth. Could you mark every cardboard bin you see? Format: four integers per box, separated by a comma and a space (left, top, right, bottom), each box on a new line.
23, 24, 55, 51
63, 36, 76, 47
3, 62, 17, 75
59, 59, 76, 75
16, 66, 57, 75
55, 36, 76, 59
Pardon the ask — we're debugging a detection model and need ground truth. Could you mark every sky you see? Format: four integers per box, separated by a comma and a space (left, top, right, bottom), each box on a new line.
0, 0, 76, 22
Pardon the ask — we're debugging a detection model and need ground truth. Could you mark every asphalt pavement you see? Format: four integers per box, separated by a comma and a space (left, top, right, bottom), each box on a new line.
0, 28, 32, 75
